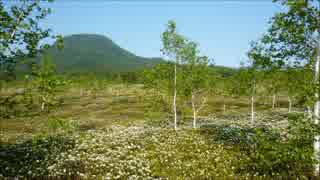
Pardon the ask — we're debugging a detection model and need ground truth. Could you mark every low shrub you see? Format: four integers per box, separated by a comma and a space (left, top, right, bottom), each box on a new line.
238, 114, 315, 178
47, 118, 78, 133
0, 135, 76, 178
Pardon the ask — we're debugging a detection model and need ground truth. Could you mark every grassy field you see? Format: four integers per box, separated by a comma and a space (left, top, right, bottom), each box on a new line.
0, 83, 291, 140
0, 83, 313, 179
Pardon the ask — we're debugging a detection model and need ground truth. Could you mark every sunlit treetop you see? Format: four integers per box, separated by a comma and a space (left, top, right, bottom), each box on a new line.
0, 0, 59, 78
255, 0, 320, 68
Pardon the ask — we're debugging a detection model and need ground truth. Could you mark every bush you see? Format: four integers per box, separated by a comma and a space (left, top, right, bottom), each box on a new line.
239, 114, 315, 178
200, 113, 316, 178
0, 135, 76, 178
47, 118, 78, 133
200, 124, 256, 145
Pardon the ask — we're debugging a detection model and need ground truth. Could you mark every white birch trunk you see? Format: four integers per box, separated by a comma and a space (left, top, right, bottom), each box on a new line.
251, 79, 255, 123
314, 42, 320, 175
251, 95, 254, 123
191, 93, 197, 129
272, 94, 276, 109
80, 88, 83, 97
173, 63, 177, 130
288, 96, 292, 113
308, 106, 313, 119
223, 103, 226, 115
41, 102, 45, 111
314, 1, 320, 174
5, 8, 25, 54
10, 12, 24, 39
41, 96, 46, 111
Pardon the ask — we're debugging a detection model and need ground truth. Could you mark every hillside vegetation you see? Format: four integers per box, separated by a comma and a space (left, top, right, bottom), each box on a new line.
46, 34, 163, 73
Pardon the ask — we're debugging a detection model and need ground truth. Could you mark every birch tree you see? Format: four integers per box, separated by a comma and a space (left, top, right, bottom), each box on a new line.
161, 21, 187, 130
0, 0, 57, 78
285, 68, 300, 113
235, 63, 258, 123
257, 0, 320, 173
28, 55, 66, 112
284, 67, 314, 113
180, 41, 211, 128
216, 76, 234, 115
143, 62, 175, 122
263, 70, 284, 110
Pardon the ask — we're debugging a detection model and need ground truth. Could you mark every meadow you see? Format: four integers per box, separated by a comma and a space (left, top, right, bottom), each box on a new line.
0, 80, 315, 179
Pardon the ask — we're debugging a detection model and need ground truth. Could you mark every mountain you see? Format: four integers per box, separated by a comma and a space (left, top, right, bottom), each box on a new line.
46, 34, 163, 73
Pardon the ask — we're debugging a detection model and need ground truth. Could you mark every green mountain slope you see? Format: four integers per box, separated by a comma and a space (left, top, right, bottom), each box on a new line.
47, 34, 163, 73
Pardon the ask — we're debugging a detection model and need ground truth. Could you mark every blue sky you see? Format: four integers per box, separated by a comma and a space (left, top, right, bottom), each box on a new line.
40, 0, 284, 67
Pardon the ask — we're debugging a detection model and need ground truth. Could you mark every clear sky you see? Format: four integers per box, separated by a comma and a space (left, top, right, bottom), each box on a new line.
40, 0, 284, 67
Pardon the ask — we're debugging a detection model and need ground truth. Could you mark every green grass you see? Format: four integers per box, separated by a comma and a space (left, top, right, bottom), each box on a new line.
0, 83, 292, 140
0, 83, 313, 179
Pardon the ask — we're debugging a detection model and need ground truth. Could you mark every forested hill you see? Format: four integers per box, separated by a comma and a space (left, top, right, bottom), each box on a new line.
46, 34, 163, 73
39, 33, 237, 76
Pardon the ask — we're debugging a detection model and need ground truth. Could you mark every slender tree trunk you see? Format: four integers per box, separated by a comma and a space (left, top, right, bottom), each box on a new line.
250, 79, 256, 123
251, 95, 254, 123
80, 88, 83, 97
308, 106, 313, 119
9, 10, 24, 39
173, 63, 177, 130
222, 96, 226, 114
41, 102, 45, 111
191, 93, 197, 129
288, 96, 292, 113
314, 50, 320, 175
272, 94, 276, 109
5, 6, 25, 54
41, 96, 46, 111
314, 41, 320, 175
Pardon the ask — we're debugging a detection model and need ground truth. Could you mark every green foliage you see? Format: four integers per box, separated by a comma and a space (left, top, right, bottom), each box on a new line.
0, 87, 37, 118
27, 55, 68, 112
160, 21, 188, 126
285, 67, 314, 107
143, 62, 174, 91
178, 39, 213, 127
242, 113, 316, 177
143, 62, 175, 124
44, 34, 163, 73
231, 65, 258, 97
0, 0, 55, 78
262, 70, 283, 96
252, 0, 320, 110
180, 41, 211, 98
210, 65, 237, 78
0, 94, 23, 118
143, 93, 172, 127
112, 96, 129, 104
200, 124, 256, 146
47, 118, 77, 133
200, 113, 316, 178
87, 77, 108, 98
2, 2, 320, 178
119, 71, 144, 84
161, 21, 187, 63
261, 0, 318, 66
